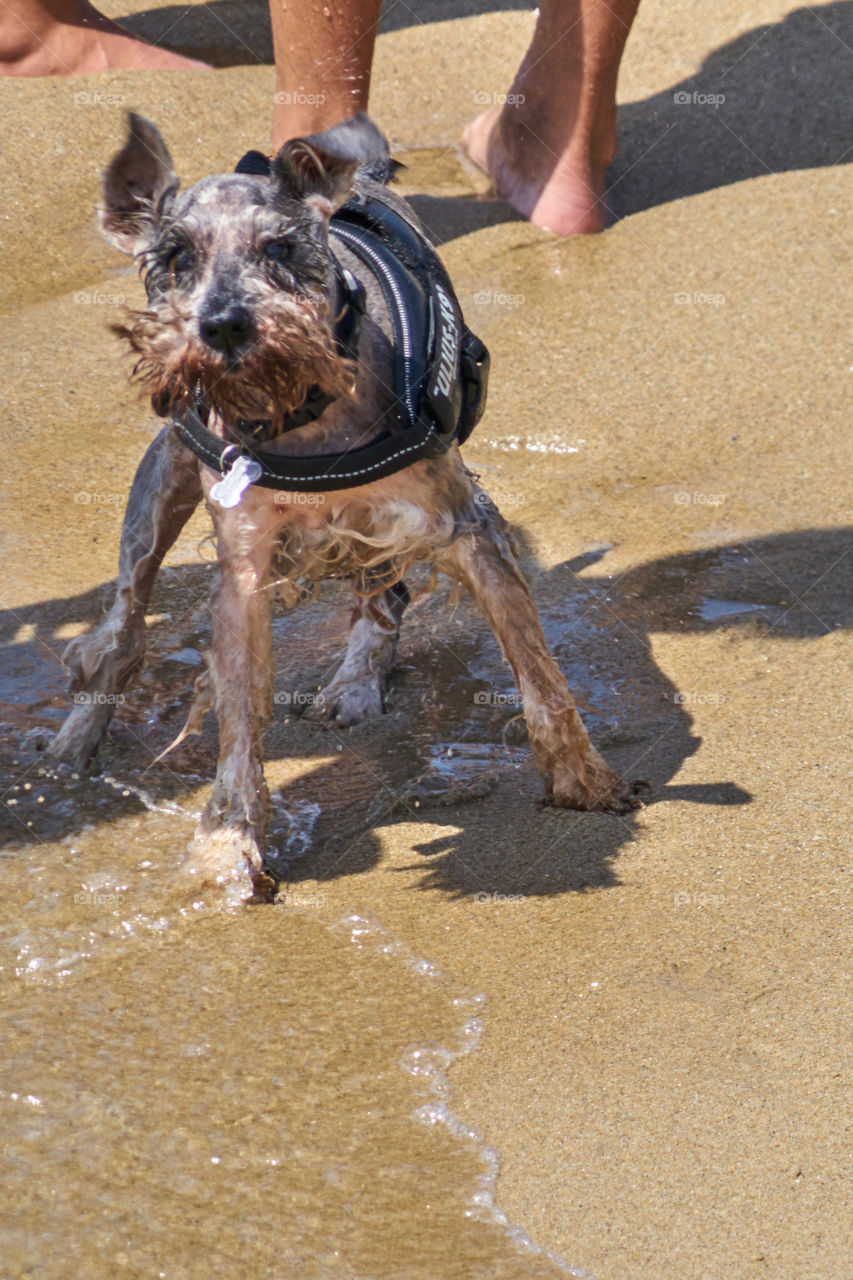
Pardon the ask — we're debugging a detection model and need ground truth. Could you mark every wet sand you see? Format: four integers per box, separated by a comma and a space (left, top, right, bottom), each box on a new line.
1, 2, 851, 1277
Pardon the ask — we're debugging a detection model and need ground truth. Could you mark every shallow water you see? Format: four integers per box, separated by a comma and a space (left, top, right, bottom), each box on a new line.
0, 708, 591, 1278
1, 886, 579, 1279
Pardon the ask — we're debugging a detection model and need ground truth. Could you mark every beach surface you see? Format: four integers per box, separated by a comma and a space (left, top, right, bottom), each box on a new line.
1, 2, 851, 1277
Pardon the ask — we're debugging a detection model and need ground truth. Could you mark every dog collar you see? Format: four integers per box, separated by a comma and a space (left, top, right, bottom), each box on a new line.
172, 157, 490, 494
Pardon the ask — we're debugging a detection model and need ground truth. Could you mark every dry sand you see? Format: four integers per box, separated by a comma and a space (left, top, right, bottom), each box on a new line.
0, 2, 851, 1277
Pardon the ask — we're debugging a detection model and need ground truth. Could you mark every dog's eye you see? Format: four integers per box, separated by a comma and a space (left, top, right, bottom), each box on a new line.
264, 240, 293, 264
168, 248, 194, 283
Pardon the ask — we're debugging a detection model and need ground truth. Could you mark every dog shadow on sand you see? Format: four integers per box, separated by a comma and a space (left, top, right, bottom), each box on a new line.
1, 526, 849, 900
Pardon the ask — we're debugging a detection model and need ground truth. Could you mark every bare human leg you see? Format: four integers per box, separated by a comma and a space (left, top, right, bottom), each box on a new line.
0, 0, 210, 75
463, 0, 640, 236
269, 0, 382, 148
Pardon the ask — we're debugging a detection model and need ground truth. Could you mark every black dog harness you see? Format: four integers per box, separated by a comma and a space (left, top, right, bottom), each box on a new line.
172, 154, 489, 497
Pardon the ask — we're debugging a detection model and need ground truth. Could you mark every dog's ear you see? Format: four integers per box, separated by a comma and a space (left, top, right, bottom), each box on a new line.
303, 113, 398, 186
271, 138, 357, 218
101, 113, 179, 255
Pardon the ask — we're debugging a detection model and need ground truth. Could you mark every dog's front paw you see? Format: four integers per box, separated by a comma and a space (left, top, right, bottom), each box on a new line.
547, 758, 644, 814
47, 701, 114, 771
300, 676, 386, 727
180, 827, 277, 903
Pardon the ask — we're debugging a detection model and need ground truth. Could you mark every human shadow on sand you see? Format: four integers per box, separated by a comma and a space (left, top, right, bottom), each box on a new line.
115, 0, 539, 67
1, 526, 849, 899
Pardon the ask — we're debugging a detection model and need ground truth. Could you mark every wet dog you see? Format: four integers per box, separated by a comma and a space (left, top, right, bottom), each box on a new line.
49, 112, 638, 899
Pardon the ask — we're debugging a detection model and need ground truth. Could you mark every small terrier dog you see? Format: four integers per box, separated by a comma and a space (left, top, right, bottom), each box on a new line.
49, 113, 637, 898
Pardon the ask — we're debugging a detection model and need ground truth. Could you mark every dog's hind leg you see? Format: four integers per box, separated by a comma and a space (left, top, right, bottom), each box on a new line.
305, 577, 409, 726
48, 428, 202, 770
189, 494, 280, 900
439, 505, 638, 814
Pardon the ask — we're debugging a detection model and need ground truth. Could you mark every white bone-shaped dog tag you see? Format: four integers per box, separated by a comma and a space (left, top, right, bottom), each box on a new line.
210, 456, 263, 508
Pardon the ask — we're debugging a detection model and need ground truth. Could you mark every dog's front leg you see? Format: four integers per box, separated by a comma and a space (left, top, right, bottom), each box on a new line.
188, 489, 280, 900
49, 428, 202, 769
440, 509, 638, 813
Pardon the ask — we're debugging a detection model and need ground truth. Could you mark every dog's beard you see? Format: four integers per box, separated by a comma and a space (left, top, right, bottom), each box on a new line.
113, 291, 356, 429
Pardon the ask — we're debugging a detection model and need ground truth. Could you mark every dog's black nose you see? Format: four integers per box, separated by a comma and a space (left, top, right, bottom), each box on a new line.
199, 304, 255, 354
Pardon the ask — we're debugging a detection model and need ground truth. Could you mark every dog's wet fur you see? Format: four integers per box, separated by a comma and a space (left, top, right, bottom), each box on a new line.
49, 112, 639, 900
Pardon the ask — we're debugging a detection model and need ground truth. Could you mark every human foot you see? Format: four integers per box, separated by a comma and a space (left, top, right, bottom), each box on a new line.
0, 0, 210, 75
463, 104, 615, 236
